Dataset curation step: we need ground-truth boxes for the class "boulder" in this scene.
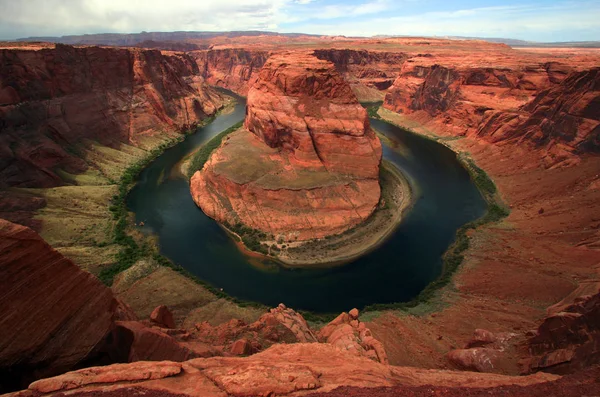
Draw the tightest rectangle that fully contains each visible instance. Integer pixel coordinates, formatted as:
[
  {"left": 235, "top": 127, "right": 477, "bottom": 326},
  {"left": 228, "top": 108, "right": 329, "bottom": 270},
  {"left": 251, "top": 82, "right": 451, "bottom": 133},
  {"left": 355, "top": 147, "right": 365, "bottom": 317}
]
[{"left": 150, "top": 305, "right": 176, "bottom": 329}]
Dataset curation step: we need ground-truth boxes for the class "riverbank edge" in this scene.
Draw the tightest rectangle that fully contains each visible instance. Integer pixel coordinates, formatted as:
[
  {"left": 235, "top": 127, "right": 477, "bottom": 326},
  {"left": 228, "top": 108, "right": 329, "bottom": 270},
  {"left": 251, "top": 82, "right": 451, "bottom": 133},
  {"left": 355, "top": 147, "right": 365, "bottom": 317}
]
[
  {"left": 96, "top": 98, "right": 267, "bottom": 307},
  {"left": 213, "top": 159, "right": 413, "bottom": 268},
  {"left": 361, "top": 106, "right": 510, "bottom": 314}
]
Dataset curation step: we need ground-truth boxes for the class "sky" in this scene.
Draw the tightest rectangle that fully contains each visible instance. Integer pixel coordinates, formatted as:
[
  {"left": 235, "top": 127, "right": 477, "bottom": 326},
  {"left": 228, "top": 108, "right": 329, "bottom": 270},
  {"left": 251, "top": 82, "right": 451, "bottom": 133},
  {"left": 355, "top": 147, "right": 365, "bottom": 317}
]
[{"left": 0, "top": 0, "right": 598, "bottom": 42}]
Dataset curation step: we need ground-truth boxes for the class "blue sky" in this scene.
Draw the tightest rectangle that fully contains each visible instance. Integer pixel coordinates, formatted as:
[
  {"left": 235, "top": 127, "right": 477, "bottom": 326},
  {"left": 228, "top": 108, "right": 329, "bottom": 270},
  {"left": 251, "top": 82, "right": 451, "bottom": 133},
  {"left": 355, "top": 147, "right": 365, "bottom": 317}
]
[{"left": 0, "top": 0, "right": 598, "bottom": 42}]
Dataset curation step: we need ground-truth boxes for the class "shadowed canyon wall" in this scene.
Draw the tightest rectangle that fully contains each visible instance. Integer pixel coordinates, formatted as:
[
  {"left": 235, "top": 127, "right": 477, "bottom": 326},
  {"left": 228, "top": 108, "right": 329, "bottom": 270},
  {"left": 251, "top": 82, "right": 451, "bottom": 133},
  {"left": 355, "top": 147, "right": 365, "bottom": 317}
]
[{"left": 0, "top": 44, "right": 224, "bottom": 188}]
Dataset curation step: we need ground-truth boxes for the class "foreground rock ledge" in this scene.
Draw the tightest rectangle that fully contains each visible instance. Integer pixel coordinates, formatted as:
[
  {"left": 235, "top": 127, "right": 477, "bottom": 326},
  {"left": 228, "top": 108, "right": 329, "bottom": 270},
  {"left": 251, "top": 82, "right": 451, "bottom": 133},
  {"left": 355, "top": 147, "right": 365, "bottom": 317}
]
[
  {"left": 191, "top": 52, "right": 383, "bottom": 242},
  {"left": 16, "top": 344, "right": 558, "bottom": 397}
]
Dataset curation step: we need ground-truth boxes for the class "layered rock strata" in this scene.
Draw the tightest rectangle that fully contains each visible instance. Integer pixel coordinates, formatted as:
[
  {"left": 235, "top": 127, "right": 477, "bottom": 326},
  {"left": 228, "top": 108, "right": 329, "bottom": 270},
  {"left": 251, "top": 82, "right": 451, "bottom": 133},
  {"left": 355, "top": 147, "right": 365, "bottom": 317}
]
[
  {"left": 191, "top": 52, "right": 382, "bottom": 241},
  {"left": 0, "top": 219, "right": 118, "bottom": 391},
  {"left": 0, "top": 44, "right": 224, "bottom": 188}
]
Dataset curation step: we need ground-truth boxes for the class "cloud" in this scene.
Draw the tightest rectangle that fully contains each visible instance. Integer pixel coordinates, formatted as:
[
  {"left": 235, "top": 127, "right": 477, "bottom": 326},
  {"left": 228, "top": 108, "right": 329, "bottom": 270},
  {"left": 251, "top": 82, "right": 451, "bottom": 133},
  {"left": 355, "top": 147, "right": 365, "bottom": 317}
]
[
  {"left": 281, "top": 1, "right": 600, "bottom": 42},
  {"left": 0, "top": 0, "right": 291, "bottom": 38},
  {"left": 0, "top": 0, "right": 598, "bottom": 42}
]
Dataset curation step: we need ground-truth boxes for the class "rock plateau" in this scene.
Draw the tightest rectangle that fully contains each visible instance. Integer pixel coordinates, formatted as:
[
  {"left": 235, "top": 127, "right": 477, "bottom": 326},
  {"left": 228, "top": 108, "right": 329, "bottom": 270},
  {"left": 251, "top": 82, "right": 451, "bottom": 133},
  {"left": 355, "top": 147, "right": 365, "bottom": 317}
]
[{"left": 191, "top": 52, "right": 382, "bottom": 241}]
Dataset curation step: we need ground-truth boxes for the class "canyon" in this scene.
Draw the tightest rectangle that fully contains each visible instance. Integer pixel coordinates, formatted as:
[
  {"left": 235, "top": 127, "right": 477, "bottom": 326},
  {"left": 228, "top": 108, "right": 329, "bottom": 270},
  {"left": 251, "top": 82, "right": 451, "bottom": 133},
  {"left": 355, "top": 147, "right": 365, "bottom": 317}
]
[{"left": 1, "top": 34, "right": 600, "bottom": 396}]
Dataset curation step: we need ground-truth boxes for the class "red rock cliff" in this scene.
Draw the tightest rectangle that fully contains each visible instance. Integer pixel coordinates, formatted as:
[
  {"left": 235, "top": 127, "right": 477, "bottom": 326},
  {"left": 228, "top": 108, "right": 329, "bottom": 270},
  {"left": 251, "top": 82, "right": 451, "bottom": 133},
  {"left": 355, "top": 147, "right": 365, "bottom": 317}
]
[
  {"left": 382, "top": 59, "right": 600, "bottom": 164},
  {"left": 191, "top": 48, "right": 269, "bottom": 95},
  {"left": 191, "top": 52, "right": 382, "bottom": 241},
  {"left": 0, "top": 44, "right": 224, "bottom": 188},
  {"left": 0, "top": 219, "right": 119, "bottom": 391},
  {"left": 476, "top": 67, "right": 600, "bottom": 164}
]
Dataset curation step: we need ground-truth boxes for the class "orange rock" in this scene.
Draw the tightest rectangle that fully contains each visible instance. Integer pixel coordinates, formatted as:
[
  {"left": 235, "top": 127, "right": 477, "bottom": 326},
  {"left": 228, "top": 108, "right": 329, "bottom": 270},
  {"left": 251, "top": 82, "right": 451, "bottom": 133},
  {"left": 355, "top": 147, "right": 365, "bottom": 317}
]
[
  {"left": 0, "top": 219, "right": 117, "bottom": 391},
  {"left": 0, "top": 44, "right": 224, "bottom": 188},
  {"left": 447, "top": 348, "right": 500, "bottom": 373},
  {"left": 318, "top": 310, "right": 389, "bottom": 364},
  {"left": 114, "top": 321, "right": 195, "bottom": 362},
  {"left": 28, "top": 361, "right": 182, "bottom": 394},
  {"left": 191, "top": 52, "right": 382, "bottom": 241},
  {"left": 18, "top": 343, "right": 559, "bottom": 396},
  {"left": 466, "top": 329, "right": 497, "bottom": 348},
  {"left": 230, "top": 339, "right": 252, "bottom": 356},
  {"left": 150, "top": 305, "right": 176, "bottom": 329}
]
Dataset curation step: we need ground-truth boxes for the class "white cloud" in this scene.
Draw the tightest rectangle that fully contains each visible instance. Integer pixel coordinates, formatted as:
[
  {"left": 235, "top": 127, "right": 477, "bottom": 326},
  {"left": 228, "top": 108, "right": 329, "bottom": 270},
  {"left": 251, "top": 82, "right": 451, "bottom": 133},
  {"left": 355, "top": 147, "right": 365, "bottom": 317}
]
[
  {"left": 282, "top": 2, "right": 600, "bottom": 42},
  {"left": 0, "top": 0, "right": 598, "bottom": 42},
  {"left": 0, "top": 0, "right": 291, "bottom": 38}
]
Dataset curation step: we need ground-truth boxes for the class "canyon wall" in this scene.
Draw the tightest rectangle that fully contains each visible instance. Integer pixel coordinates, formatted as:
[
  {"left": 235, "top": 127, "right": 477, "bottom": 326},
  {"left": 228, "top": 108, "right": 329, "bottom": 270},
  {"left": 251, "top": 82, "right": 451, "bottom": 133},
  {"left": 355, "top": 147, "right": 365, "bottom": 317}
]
[
  {"left": 0, "top": 44, "right": 224, "bottom": 188},
  {"left": 476, "top": 67, "right": 599, "bottom": 163},
  {"left": 191, "top": 48, "right": 269, "bottom": 95},
  {"left": 191, "top": 52, "right": 382, "bottom": 241},
  {"left": 0, "top": 219, "right": 121, "bottom": 391},
  {"left": 383, "top": 58, "right": 599, "bottom": 164}
]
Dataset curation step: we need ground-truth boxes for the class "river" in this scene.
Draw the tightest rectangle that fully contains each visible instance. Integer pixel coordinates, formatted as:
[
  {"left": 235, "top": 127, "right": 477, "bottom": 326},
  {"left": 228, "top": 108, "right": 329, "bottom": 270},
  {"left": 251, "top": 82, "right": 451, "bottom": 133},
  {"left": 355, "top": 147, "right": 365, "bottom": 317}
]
[{"left": 126, "top": 97, "right": 487, "bottom": 313}]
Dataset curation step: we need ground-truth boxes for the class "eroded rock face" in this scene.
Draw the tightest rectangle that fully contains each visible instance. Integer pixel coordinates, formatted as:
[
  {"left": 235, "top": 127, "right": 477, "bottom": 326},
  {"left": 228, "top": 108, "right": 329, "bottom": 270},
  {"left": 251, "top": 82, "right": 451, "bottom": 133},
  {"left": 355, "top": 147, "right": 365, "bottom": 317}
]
[
  {"left": 0, "top": 44, "right": 224, "bottom": 188},
  {"left": 383, "top": 58, "right": 598, "bottom": 166},
  {"left": 191, "top": 52, "right": 382, "bottom": 241},
  {"left": 192, "top": 48, "right": 269, "bottom": 95},
  {"left": 0, "top": 219, "right": 117, "bottom": 391},
  {"left": 521, "top": 288, "right": 600, "bottom": 374},
  {"left": 477, "top": 67, "right": 600, "bottom": 164}
]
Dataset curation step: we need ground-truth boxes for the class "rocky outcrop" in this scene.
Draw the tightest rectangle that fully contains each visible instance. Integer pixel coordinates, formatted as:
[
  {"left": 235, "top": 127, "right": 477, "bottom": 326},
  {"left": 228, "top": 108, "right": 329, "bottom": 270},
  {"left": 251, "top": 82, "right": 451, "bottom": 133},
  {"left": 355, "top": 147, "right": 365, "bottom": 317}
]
[
  {"left": 190, "top": 304, "right": 317, "bottom": 354},
  {"left": 192, "top": 48, "right": 269, "bottom": 95},
  {"left": 113, "top": 321, "right": 196, "bottom": 362},
  {"left": 383, "top": 58, "right": 599, "bottom": 165},
  {"left": 521, "top": 287, "right": 600, "bottom": 374},
  {"left": 318, "top": 308, "right": 389, "bottom": 364},
  {"left": 0, "top": 44, "right": 224, "bottom": 188},
  {"left": 150, "top": 305, "right": 176, "bottom": 329},
  {"left": 14, "top": 343, "right": 558, "bottom": 397},
  {"left": 191, "top": 52, "right": 382, "bottom": 241},
  {"left": 0, "top": 219, "right": 118, "bottom": 391},
  {"left": 477, "top": 68, "right": 600, "bottom": 164}
]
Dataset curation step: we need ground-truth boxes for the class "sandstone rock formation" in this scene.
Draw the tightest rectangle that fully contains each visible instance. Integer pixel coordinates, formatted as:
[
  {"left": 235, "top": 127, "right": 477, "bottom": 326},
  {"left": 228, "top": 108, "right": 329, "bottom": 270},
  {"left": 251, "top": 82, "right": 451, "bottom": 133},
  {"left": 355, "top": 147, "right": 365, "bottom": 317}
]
[
  {"left": 477, "top": 67, "right": 600, "bottom": 165},
  {"left": 150, "top": 305, "right": 176, "bottom": 329},
  {"left": 521, "top": 287, "right": 600, "bottom": 374},
  {"left": 0, "top": 44, "right": 224, "bottom": 188},
  {"left": 383, "top": 57, "right": 599, "bottom": 165},
  {"left": 191, "top": 48, "right": 269, "bottom": 95},
  {"left": 318, "top": 308, "right": 388, "bottom": 364},
  {"left": 14, "top": 343, "right": 558, "bottom": 397},
  {"left": 191, "top": 52, "right": 382, "bottom": 241},
  {"left": 0, "top": 219, "right": 118, "bottom": 391},
  {"left": 190, "top": 304, "right": 317, "bottom": 354}
]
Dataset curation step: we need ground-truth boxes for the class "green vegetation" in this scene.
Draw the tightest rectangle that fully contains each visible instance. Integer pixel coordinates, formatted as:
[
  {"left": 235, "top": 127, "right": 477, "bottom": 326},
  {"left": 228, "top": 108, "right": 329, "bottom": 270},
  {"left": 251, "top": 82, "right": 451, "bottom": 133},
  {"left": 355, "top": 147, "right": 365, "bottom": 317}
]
[
  {"left": 96, "top": 115, "right": 266, "bottom": 309},
  {"left": 186, "top": 121, "right": 243, "bottom": 178},
  {"left": 362, "top": 102, "right": 382, "bottom": 119},
  {"left": 98, "top": 139, "right": 182, "bottom": 285},
  {"left": 224, "top": 221, "right": 271, "bottom": 256}
]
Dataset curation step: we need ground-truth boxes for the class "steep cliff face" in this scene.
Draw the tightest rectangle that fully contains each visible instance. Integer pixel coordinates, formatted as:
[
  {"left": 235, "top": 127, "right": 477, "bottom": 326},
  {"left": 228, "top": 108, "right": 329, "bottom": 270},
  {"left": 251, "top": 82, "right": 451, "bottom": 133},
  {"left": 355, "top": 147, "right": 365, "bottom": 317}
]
[
  {"left": 477, "top": 68, "right": 599, "bottom": 162},
  {"left": 0, "top": 219, "right": 119, "bottom": 391},
  {"left": 191, "top": 52, "right": 382, "bottom": 241},
  {"left": 0, "top": 44, "right": 224, "bottom": 188},
  {"left": 383, "top": 60, "right": 600, "bottom": 165},
  {"left": 383, "top": 60, "right": 574, "bottom": 142},
  {"left": 313, "top": 49, "right": 407, "bottom": 94},
  {"left": 191, "top": 48, "right": 269, "bottom": 95}
]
